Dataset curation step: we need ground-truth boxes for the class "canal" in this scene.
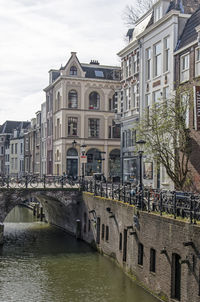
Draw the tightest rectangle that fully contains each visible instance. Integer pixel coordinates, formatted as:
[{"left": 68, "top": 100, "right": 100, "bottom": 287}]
[{"left": 0, "top": 205, "right": 159, "bottom": 302}]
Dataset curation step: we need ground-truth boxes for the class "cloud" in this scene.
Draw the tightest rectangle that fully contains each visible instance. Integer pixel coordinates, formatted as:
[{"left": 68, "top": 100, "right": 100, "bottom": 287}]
[{"left": 0, "top": 0, "right": 131, "bottom": 124}]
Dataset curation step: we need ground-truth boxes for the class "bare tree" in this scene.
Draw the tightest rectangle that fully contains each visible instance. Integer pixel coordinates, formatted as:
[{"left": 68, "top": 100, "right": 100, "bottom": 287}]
[
  {"left": 137, "top": 86, "right": 193, "bottom": 190},
  {"left": 123, "top": 0, "right": 155, "bottom": 26}
]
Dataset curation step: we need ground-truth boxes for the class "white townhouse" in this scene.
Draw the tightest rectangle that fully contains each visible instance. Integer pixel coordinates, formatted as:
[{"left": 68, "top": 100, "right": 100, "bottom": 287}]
[{"left": 138, "top": 0, "right": 199, "bottom": 189}]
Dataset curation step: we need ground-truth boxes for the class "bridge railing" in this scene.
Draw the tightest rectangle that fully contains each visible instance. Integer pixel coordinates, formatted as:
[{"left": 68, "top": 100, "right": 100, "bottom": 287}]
[
  {"left": 0, "top": 174, "right": 80, "bottom": 189},
  {"left": 81, "top": 179, "right": 200, "bottom": 224}
]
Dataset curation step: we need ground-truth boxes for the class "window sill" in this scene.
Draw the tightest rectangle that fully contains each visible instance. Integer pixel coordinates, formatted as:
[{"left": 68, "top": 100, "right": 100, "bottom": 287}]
[
  {"left": 88, "top": 135, "right": 99, "bottom": 139},
  {"left": 180, "top": 79, "right": 189, "bottom": 84},
  {"left": 153, "top": 75, "right": 161, "bottom": 81}
]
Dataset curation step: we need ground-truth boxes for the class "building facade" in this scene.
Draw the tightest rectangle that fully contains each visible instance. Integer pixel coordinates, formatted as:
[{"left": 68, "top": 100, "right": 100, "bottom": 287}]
[
  {"left": 117, "top": 0, "right": 200, "bottom": 188},
  {"left": 174, "top": 6, "right": 200, "bottom": 191},
  {"left": 0, "top": 121, "right": 30, "bottom": 176},
  {"left": 44, "top": 52, "right": 121, "bottom": 179}
]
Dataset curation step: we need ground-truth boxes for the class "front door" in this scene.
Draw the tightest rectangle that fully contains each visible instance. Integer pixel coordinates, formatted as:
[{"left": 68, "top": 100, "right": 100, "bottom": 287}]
[{"left": 67, "top": 158, "right": 78, "bottom": 178}]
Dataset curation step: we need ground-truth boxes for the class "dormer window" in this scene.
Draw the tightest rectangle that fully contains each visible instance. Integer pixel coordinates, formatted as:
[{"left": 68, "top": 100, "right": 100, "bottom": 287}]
[
  {"left": 70, "top": 66, "right": 77, "bottom": 76},
  {"left": 154, "top": 4, "right": 162, "bottom": 23}
]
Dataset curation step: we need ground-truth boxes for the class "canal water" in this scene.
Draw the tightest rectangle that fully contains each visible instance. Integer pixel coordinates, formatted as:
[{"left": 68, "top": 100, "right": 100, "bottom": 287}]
[{"left": 0, "top": 206, "right": 159, "bottom": 302}]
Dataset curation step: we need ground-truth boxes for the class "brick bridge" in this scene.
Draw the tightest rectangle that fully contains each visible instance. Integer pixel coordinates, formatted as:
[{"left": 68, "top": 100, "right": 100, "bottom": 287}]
[{"left": 0, "top": 188, "right": 83, "bottom": 243}]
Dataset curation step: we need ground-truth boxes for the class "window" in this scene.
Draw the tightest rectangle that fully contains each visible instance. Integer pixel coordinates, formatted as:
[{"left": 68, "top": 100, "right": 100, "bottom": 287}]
[
  {"left": 128, "top": 56, "right": 132, "bottom": 76},
  {"left": 88, "top": 119, "right": 100, "bottom": 137},
  {"left": 101, "top": 224, "right": 105, "bottom": 240},
  {"left": 68, "top": 90, "right": 78, "bottom": 109},
  {"left": 150, "top": 248, "right": 156, "bottom": 272},
  {"left": 132, "top": 84, "right": 137, "bottom": 108},
  {"left": 70, "top": 66, "right": 77, "bottom": 75},
  {"left": 125, "top": 60, "right": 128, "bottom": 78},
  {"left": 89, "top": 92, "right": 100, "bottom": 110},
  {"left": 68, "top": 117, "right": 78, "bottom": 136},
  {"left": 164, "top": 37, "right": 169, "bottom": 72},
  {"left": 20, "top": 143, "right": 23, "bottom": 154},
  {"left": 15, "top": 143, "right": 17, "bottom": 154},
  {"left": 109, "top": 93, "right": 117, "bottom": 112},
  {"left": 95, "top": 70, "right": 104, "bottom": 77},
  {"left": 163, "top": 86, "right": 169, "bottom": 100},
  {"left": 1, "top": 146, "right": 3, "bottom": 155},
  {"left": 138, "top": 243, "right": 144, "bottom": 266},
  {"left": 146, "top": 48, "right": 151, "bottom": 80},
  {"left": 15, "top": 158, "right": 17, "bottom": 170},
  {"left": 154, "top": 42, "right": 161, "bottom": 77},
  {"left": 56, "top": 92, "right": 61, "bottom": 111},
  {"left": 154, "top": 4, "right": 162, "bottom": 22},
  {"left": 180, "top": 53, "right": 189, "bottom": 82},
  {"left": 195, "top": 47, "right": 200, "bottom": 77},
  {"left": 153, "top": 90, "right": 161, "bottom": 103},
  {"left": 109, "top": 120, "right": 120, "bottom": 139},
  {"left": 11, "top": 158, "right": 14, "bottom": 170},
  {"left": 55, "top": 118, "right": 61, "bottom": 139},
  {"left": 106, "top": 225, "right": 109, "bottom": 241},
  {"left": 119, "top": 233, "right": 122, "bottom": 251}
]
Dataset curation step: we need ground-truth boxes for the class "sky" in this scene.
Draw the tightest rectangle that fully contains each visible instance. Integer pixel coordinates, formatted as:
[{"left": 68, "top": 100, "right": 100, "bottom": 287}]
[{"left": 0, "top": 0, "right": 132, "bottom": 125}]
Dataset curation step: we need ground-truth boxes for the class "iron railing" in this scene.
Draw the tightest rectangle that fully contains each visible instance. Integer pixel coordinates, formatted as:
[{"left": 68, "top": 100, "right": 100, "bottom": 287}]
[
  {"left": 81, "top": 179, "right": 200, "bottom": 224},
  {"left": 0, "top": 174, "right": 79, "bottom": 189}
]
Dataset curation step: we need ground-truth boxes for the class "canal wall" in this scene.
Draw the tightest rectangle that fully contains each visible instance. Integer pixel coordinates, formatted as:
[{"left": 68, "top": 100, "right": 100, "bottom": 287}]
[
  {"left": 81, "top": 192, "right": 200, "bottom": 302},
  {"left": 36, "top": 190, "right": 83, "bottom": 236},
  {"left": 1, "top": 188, "right": 200, "bottom": 302}
]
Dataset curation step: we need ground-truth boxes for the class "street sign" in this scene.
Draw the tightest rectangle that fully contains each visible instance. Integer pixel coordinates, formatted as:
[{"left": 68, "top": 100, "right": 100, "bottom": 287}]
[{"left": 81, "top": 155, "right": 87, "bottom": 163}]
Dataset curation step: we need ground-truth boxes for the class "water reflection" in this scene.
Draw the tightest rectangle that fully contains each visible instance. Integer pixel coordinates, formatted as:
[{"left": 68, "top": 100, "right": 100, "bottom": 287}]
[{"left": 0, "top": 206, "right": 159, "bottom": 302}]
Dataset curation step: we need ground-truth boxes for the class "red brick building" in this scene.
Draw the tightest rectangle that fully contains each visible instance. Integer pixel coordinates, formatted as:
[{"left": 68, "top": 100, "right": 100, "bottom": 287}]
[{"left": 174, "top": 7, "right": 200, "bottom": 191}]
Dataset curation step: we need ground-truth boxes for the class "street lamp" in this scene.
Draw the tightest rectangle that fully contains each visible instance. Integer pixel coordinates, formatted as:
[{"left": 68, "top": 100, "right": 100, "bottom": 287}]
[
  {"left": 72, "top": 139, "right": 77, "bottom": 147},
  {"left": 80, "top": 144, "right": 87, "bottom": 179},
  {"left": 136, "top": 139, "right": 146, "bottom": 209}
]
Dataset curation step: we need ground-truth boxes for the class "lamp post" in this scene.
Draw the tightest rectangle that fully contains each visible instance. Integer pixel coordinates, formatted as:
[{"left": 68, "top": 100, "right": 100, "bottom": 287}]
[
  {"left": 72, "top": 139, "right": 77, "bottom": 148},
  {"left": 80, "top": 144, "right": 87, "bottom": 179},
  {"left": 136, "top": 139, "right": 146, "bottom": 209}
]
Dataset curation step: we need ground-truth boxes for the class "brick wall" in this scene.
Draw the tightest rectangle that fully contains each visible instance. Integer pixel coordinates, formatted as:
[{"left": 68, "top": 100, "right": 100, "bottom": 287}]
[
  {"left": 175, "top": 43, "right": 200, "bottom": 192},
  {"left": 82, "top": 192, "right": 200, "bottom": 302}
]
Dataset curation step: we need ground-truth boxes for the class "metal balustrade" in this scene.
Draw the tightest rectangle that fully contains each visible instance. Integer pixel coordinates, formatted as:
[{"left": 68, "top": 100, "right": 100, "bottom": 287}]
[
  {"left": 81, "top": 179, "right": 200, "bottom": 224},
  {"left": 0, "top": 175, "right": 80, "bottom": 189},
  {"left": 1, "top": 175, "right": 200, "bottom": 224}
]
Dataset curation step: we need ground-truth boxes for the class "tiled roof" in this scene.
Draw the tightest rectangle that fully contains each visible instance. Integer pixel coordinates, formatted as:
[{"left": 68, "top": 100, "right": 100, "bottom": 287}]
[
  {"left": 81, "top": 65, "right": 120, "bottom": 81},
  {"left": 176, "top": 6, "right": 200, "bottom": 50},
  {"left": 0, "top": 121, "right": 30, "bottom": 134},
  {"left": 146, "top": 0, "right": 200, "bottom": 30}
]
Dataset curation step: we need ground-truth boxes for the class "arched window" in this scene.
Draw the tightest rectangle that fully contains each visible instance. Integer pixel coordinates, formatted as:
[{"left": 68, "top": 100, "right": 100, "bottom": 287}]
[
  {"left": 70, "top": 66, "right": 77, "bottom": 75},
  {"left": 67, "top": 148, "right": 78, "bottom": 156},
  {"left": 68, "top": 90, "right": 78, "bottom": 109},
  {"left": 89, "top": 92, "right": 100, "bottom": 110}
]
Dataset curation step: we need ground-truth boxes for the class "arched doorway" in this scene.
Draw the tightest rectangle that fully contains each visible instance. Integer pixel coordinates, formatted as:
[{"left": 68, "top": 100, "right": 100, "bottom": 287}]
[
  {"left": 66, "top": 148, "right": 78, "bottom": 178},
  {"left": 86, "top": 148, "right": 102, "bottom": 176},
  {"left": 109, "top": 149, "right": 120, "bottom": 181}
]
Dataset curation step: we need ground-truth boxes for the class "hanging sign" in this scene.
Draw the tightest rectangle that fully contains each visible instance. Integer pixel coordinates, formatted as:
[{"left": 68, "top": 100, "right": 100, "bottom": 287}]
[{"left": 194, "top": 86, "right": 200, "bottom": 130}]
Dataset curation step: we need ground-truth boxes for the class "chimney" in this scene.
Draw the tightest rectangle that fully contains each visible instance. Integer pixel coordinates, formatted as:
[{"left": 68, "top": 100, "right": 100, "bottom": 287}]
[{"left": 90, "top": 60, "right": 100, "bottom": 65}]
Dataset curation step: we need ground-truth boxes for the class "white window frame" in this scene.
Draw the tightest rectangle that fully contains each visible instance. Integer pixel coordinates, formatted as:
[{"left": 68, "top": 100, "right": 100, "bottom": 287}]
[
  {"left": 146, "top": 48, "right": 151, "bottom": 80},
  {"left": 154, "top": 42, "right": 161, "bottom": 78},
  {"left": 153, "top": 90, "right": 161, "bottom": 103},
  {"left": 180, "top": 53, "right": 189, "bottom": 82},
  {"left": 163, "top": 36, "right": 169, "bottom": 73},
  {"left": 154, "top": 4, "right": 162, "bottom": 23},
  {"left": 195, "top": 47, "right": 200, "bottom": 77}
]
